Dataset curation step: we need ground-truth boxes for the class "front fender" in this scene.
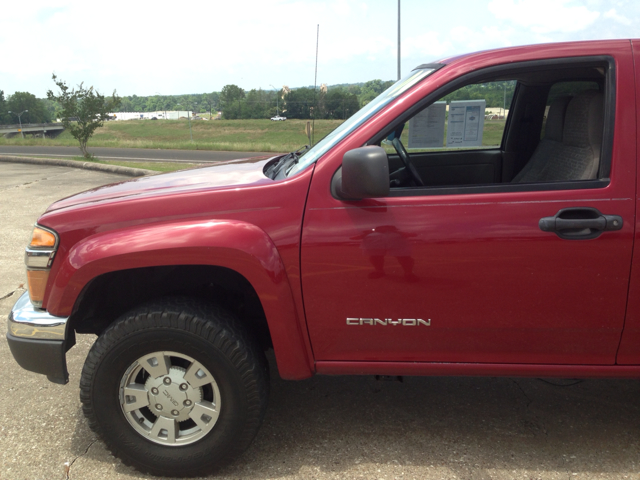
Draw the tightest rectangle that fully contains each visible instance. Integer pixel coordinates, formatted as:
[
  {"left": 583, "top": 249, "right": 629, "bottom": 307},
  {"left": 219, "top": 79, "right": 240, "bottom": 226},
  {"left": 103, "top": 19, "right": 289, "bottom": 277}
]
[{"left": 46, "top": 219, "right": 313, "bottom": 379}]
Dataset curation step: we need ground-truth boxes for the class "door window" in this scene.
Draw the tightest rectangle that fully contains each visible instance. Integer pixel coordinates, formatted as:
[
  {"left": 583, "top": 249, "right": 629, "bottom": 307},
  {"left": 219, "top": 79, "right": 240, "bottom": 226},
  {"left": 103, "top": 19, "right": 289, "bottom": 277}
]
[
  {"left": 376, "top": 62, "right": 611, "bottom": 194},
  {"left": 383, "top": 80, "right": 516, "bottom": 154}
]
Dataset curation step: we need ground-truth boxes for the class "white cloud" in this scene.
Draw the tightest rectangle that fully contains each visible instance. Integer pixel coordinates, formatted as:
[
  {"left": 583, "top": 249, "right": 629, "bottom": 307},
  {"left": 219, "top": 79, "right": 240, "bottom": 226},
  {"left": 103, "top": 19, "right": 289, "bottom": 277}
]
[
  {"left": 488, "top": 0, "right": 600, "bottom": 33},
  {"left": 604, "top": 8, "right": 632, "bottom": 25},
  {"left": 3, "top": 0, "right": 636, "bottom": 97},
  {"left": 401, "top": 31, "right": 453, "bottom": 60}
]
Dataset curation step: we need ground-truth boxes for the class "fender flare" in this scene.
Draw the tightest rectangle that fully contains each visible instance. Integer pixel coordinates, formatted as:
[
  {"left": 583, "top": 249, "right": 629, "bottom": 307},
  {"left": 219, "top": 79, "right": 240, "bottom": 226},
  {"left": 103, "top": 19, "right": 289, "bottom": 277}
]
[{"left": 46, "top": 219, "right": 313, "bottom": 379}]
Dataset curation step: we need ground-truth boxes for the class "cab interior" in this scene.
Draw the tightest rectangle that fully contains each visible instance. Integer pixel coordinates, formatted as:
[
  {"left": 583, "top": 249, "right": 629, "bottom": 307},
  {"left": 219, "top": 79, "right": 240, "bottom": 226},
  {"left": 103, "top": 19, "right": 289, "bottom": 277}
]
[{"left": 373, "top": 60, "right": 612, "bottom": 195}]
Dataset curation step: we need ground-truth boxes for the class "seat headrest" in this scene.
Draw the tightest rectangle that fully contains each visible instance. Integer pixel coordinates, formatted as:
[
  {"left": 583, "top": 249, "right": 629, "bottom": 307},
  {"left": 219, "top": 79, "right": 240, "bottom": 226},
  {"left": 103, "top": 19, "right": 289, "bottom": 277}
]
[
  {"left": 563, "top": 90, "right": 604, "bottom": 148},
  {"left": 544, "top": 96, "right": 571, "bottom": 142}
]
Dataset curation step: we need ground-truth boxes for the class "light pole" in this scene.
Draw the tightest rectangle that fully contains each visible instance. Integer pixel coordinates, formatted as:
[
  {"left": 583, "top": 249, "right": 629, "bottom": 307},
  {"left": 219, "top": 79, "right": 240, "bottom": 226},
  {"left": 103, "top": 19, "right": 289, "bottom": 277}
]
[
  {"left": 269, "top": 84, "right": 279, "bottom": 116},
  {"left": 189, "top": 102, "right": 197, "bottom": 142},
  {"left": 8, "top": 110, "right": 28, "bottom": 138},
  {"left": 397, "top": 0, "right": 401, "bottom": 80}
]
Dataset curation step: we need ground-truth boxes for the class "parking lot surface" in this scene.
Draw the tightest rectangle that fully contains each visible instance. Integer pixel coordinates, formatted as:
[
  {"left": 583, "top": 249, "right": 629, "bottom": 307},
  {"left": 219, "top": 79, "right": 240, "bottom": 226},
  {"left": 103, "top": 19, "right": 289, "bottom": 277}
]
[{"left": 2, "top": 162, "right": 640, "bottom": 480}]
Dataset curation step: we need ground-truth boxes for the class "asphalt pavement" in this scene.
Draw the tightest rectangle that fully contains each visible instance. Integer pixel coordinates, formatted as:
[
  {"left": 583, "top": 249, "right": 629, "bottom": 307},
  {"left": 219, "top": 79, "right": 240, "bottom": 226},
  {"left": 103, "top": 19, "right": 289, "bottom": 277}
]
[
  {"left": 2, "top": 162, "right": 640, "bottom": 480},
  {"left": 0, "top": 146, "right": 275, "bottom": 163}
]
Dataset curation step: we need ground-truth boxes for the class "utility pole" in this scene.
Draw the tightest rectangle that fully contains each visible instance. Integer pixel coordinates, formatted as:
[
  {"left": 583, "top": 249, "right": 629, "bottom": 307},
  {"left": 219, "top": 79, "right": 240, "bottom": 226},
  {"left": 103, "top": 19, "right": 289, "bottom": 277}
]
[
  {"left": 397, "top": 0, "right": 401, "bottom": 80},
  {"left": 189, "top": 102, "right": 197, "bottom": 142},
  {"left": 270, "top": 84, "right": 279, "bottom": 116}
]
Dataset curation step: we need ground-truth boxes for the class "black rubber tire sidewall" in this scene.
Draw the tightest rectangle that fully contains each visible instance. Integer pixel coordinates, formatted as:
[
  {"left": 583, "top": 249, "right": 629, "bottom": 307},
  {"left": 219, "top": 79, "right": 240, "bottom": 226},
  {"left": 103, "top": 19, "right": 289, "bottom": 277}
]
[{"left": 80, "top": 300, "right": 268, "bottom": 477}]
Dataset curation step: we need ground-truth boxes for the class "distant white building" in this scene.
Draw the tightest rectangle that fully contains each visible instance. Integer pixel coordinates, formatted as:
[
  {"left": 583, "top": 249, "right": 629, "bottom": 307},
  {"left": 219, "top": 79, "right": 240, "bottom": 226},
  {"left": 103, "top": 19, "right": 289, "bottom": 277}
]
[{"left": 110, "top": 111, "right": 193, "bottom": 121}]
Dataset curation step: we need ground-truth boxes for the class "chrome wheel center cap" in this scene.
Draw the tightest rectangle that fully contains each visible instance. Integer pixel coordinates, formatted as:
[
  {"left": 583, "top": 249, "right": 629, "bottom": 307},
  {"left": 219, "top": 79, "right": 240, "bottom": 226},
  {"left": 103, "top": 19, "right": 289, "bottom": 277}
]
[{"left": 145, "top": 366, "right": 202, "bottom": 422}]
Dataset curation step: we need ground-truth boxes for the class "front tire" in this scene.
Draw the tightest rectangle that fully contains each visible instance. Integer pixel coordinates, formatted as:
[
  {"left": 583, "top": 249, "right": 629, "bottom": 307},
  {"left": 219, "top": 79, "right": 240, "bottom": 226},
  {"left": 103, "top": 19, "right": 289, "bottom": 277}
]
[{"left": 80, "top": 298, "right": 269, "bottom": 477}]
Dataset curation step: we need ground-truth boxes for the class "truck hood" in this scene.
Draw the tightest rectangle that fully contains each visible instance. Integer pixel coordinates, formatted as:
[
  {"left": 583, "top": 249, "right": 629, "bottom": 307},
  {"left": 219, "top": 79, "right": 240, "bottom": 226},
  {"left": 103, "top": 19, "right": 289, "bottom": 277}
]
[{"left": 46, "top": 156, "right": 276, "bottom": 213}]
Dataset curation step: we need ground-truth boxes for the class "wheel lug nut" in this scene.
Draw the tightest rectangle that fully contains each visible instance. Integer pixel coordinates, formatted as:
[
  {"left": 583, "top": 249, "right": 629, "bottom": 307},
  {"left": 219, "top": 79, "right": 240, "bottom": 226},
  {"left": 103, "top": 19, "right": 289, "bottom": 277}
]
[
  {"left": 171, "top": 409, "right": 180, "bottom": 416},
  {"left": 179, "top": 383, "right": 188, "bottom": 391},
  {"left": 151, "top": 387, "right": 159, "bottom": 395},
  {"left": 155, "top": 404, "right": 163, "bottom": 410},
  {"left": 163, "top": 377, "right": 172, "bottom": 385},
  {"left": 184, "top": 399, "right": 192, "bottom": 407}
]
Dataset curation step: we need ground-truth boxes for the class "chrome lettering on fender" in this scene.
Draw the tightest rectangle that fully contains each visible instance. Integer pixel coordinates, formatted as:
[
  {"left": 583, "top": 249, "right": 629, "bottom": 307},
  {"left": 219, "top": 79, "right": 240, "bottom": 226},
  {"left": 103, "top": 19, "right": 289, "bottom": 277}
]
[{"left": 346, "top": 318, "right": 431, "bottom": 326}]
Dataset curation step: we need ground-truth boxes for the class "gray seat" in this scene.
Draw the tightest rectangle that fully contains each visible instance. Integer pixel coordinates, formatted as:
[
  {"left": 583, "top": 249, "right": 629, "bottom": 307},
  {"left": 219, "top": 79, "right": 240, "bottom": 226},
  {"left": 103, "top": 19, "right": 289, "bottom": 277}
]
[{"left": 513, "top": 90, "right": 603, "bottom": 183}]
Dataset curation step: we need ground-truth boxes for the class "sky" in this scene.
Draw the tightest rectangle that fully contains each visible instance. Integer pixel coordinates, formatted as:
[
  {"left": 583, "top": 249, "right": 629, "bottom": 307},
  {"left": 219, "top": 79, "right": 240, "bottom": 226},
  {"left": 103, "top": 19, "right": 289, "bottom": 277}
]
[{"left": 1, "top": 0, "right": 638, "bottom": 98}]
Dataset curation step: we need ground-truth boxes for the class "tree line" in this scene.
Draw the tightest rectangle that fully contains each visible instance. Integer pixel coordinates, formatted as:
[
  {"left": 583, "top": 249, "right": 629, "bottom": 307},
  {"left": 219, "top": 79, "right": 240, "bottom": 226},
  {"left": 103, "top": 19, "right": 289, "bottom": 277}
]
[
  {"left": 0, "top": 80, "right": 551, "bottom": 127},
  {"left": 442, "top": 81, "right": 517, "bottom": 109},
  {"left": 0, "top": 90, "right": 57, "bottom": 125},
  {"left": 116, "top": 79, "right": 396, "bottom": 120},
  {"left": 1, "top": 79, "right": 524, "bottom": 126},
  {"left": 0, "top": 79, "right": 395, "bottom": 125},
  {"left": 217, "top": 80, "right": 395, "bottom": 120}
]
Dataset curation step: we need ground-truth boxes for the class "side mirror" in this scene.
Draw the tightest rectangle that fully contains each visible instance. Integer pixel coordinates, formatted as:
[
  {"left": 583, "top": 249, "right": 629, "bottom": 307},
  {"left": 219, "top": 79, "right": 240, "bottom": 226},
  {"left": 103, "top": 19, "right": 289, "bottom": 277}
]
[{"left": 332, "top": 146, "right": 390, "bottom": 200}]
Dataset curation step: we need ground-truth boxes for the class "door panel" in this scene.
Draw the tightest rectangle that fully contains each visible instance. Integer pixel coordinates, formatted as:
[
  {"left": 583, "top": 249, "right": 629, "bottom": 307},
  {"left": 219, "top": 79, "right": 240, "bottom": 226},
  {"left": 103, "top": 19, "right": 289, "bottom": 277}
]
[
  {"left": 613, "top": 38, "right": 640, "bottom": 364},
  {"left": 301, "top": 189, "right": 634, "bottom": 364},
  {"left": 300, "top": 45, "right": 636, "bottom": 367}
]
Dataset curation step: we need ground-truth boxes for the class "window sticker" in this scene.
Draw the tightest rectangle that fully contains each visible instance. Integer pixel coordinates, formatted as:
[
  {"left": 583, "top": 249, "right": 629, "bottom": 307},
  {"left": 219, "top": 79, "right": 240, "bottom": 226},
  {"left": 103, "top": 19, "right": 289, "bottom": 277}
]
[
  {"left": 408, "top": 101, "right": 446, "bottom": 149},
  {"left": 446, "top": 100, "right": 486, "bottom": 147}
]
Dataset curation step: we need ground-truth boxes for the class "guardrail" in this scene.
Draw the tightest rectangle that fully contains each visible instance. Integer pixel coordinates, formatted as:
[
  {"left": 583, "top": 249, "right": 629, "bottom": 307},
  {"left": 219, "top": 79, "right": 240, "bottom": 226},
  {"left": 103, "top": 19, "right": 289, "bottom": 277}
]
[{"left": 0, "top": 123, "right": 65, "bottom": 138}]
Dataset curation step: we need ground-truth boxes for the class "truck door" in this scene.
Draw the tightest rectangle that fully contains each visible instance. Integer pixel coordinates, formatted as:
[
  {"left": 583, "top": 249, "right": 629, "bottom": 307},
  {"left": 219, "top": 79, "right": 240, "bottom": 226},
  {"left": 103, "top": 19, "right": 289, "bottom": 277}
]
[{"left": 301, "top": 46, "right": 636, "bottom": 366}]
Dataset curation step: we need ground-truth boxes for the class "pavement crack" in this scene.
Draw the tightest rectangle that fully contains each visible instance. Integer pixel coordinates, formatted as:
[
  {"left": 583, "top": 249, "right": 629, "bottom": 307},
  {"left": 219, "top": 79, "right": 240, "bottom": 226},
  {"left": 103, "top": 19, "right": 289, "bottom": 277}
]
[
  {"left": 65, "top": 439, "right": 97, "bottom": 479},
  {"left": 0, "top": 290, "right": 18, "bottom": 301},
  {"left": 3, "top": 170, "right": 77, "bottom": 192},
  {"left": 512, "top": 379, "right": 532, "bottom": 408},
  {"left": 512, "top": 380, "right": 549, "bottom": 436}
]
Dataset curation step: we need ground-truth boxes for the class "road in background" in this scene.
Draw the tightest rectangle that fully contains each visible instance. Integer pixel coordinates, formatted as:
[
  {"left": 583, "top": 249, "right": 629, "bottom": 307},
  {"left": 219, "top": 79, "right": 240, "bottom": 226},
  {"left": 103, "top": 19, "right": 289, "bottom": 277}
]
[
  {"left": 2, "top": 163, "right": 640, "bottom": 480},
  {"left": 0, "top": 146, "right": 276, "bottom": 163}
]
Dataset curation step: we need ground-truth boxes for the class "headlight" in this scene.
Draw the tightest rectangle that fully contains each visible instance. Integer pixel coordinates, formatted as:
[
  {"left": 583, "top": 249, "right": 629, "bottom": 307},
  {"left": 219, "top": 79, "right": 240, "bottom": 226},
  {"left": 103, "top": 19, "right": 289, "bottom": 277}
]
[{"left": 25, "top": 225, "right": 59, "bottom": 308}]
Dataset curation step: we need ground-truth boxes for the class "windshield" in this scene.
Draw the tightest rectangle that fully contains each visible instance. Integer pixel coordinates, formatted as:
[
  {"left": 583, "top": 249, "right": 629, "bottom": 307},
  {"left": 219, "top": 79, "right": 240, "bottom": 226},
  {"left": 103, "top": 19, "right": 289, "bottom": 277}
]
[{"left": 286, "top": 66, "right": 439, "bottom": 177}]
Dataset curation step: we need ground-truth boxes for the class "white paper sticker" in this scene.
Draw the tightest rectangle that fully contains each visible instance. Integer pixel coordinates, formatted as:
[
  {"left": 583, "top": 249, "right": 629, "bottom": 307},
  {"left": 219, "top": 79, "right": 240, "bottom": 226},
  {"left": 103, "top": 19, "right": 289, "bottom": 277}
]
[
  {"left": 446, "top": 100, "right": 486, "bottom": 148},
  {"left": 408, "top": 101, "right": 446, "bottom": 149}
]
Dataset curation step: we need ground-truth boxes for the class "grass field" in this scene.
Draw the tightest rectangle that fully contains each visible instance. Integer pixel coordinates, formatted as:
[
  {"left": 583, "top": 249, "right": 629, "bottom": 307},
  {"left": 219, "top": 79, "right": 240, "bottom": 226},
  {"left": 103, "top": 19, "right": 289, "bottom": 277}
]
[
  {"left": 1, "top": 117, "right": 508, "bottom": 173},
  {"left": 0, "top": 119, "right": 344, "bottom": 153},
  {"left": 76, "top": 158, "right": 202, "bottom": 173},
  {"left": 0, "top": 117, "right": 507, "bottom": 154}
]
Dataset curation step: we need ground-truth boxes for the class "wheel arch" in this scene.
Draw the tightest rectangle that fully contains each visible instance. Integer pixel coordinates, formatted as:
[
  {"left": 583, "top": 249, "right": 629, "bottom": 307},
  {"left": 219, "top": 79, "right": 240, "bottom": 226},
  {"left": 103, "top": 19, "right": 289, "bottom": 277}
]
[{"left": 50, "top": 219, "right": 313, "bottom": 379}]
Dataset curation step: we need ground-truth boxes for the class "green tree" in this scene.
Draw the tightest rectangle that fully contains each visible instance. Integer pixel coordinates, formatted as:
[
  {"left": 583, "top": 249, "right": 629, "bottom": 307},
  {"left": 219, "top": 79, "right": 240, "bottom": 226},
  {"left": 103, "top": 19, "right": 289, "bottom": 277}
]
[
  {"left": 324, "top": 89, "right": 359, "bottom": 119},
  {"left": 201, "top": 92, "right": 220, "bottom": 119},
  {"left": 244, "top": 89, "right": 271, "bottom": 119},
  {"left": 0, "top": 90, "right": 8, "bottom": 124},
  {"left": 284, "top": 87, "right": 315, "bottom": 119},
  {"left": 6, "top": 91, "right": 51, "bottom": 124},
  {"left": 119, "top": 97, "right": 134, "bottom": 112},
  {"left": 359, "top": 79, "right": 394, "bottom": 106},
  {"left": 129, "top": 95, "right": 145, "bottom": 111},
  {"left": 41, "top": 98, "right": 61, "bottom": 122},
  {"left": 145, "top": 96, "right": 163, "bottom": 112},
  {"left": 347, "top": 84, "right": 362, "bottom": 96},
  {"left": 220, "top": 85, "right": 245, "bottom": 119},
  {"left": 442, "top": 81, "right": 516, "bottom": 108},
  {"left": 47, "top": 74, "right": 121, "bottom": 158}
]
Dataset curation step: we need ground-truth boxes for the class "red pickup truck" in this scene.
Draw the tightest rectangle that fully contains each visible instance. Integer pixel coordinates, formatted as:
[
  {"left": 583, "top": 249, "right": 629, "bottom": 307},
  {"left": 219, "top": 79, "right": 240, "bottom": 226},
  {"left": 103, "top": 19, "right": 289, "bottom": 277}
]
[{"left": 8, "top": 39, "right": 640, "bottom": 476}]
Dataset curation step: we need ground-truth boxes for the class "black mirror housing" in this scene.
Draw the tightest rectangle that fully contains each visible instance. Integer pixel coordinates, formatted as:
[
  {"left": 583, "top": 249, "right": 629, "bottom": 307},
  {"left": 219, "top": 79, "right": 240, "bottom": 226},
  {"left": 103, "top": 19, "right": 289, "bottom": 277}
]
[{"left": 332, "top": 146, "right": 390, "bottom": 200}]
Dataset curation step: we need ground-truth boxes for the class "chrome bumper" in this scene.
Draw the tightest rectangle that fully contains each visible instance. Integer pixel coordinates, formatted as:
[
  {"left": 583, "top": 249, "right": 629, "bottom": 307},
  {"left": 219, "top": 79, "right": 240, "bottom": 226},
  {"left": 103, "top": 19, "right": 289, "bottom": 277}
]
[
  {"left": 7, "top": 292, "right": 69, "bottom": 384},
  {"left": 8, "top": 291, "right": 67, "bottom": 340}
]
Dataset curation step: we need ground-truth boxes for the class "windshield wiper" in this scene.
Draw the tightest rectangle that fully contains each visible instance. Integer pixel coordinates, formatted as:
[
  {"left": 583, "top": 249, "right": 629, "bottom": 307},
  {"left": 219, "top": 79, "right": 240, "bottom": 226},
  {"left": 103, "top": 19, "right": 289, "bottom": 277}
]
[{"left": 266, "top": 145, "right": 309, "bottom": 179}]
